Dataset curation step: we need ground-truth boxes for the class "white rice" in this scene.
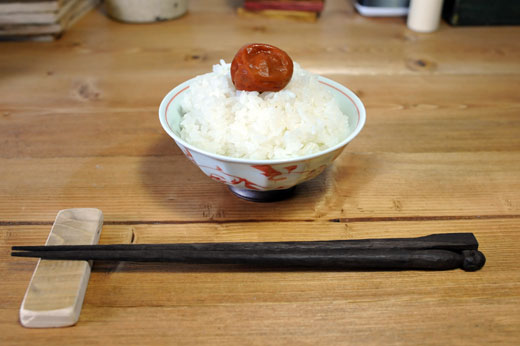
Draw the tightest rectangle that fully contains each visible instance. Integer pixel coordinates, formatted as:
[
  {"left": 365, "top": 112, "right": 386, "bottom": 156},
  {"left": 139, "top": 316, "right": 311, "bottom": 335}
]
[{"left": 179, "top": 60, "right": 349, "bottom": 160}]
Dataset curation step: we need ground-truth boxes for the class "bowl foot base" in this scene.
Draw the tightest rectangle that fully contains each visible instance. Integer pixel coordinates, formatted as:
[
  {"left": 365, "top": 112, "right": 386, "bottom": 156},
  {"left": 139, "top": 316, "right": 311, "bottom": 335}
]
[{"left": 228, "top": 186, "right": 296, "bottom": 202}]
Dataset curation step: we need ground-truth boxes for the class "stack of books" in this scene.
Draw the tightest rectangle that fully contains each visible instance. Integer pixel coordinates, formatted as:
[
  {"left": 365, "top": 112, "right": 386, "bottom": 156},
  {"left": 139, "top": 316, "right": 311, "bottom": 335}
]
[
  {"left": 238, "top": 0, "right": 325, "bottom": 22},
  {"left": 0, "top": 0, "right": 99, "bottom": 41}
]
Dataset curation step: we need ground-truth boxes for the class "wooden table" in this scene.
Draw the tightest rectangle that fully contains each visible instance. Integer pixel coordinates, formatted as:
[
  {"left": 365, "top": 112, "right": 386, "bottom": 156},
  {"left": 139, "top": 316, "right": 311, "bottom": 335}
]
[{"left": 1, "top": 0, "right": 519, "bottom": 344}]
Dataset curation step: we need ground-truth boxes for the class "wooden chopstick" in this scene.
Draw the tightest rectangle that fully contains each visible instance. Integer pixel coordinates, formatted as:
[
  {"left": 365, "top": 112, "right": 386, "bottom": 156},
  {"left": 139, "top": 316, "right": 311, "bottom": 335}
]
[
  {"left": 11, "top": 233, "right": 485, "bottom": 271},
  {"left": 12, "top": 248, "right": 485, "bottom": 271},
  {"left": 12, "top": 233, "right": 479, "bottom": 252}
]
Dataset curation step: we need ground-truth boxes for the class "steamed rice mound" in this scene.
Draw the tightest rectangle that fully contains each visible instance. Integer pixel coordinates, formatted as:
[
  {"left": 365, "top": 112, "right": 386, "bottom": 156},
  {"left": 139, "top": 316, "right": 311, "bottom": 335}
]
[{"left": 179, "top": 60, "right": 349, "bottom": 160}]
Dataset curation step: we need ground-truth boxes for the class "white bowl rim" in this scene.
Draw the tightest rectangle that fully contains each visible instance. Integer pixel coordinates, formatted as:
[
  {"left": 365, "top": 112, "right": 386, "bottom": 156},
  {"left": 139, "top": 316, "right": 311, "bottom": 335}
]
[{"left": 159, "top": 75, "right": 366, "bottom": 165}]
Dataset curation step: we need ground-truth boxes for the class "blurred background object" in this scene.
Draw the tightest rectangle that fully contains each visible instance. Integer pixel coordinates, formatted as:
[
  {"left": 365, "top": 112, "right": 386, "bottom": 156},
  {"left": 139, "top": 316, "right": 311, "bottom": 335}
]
[
  {"left": 0, "top": 0, "right": 99, "bottom": 41},
  {"left": 443, "top": 0, "right": 520, "bottom": 26},
  {"left": 354, "top": 0, "right": 409, "bottom": 17},
  {"left": 104, "top": 0, "right": 188, "bottom": 23},
  {"left": 407, "top": 0, "right": 444, "bottom": 32},
  {"left": 237, "top": 0, "right": 325, "bottom": 22}
]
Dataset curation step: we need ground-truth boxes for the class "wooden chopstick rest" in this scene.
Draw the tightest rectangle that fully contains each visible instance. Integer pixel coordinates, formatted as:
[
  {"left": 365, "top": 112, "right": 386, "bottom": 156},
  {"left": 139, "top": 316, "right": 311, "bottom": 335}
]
[{"left": 19, "top": 208, "right": 103, "bottom": 328}]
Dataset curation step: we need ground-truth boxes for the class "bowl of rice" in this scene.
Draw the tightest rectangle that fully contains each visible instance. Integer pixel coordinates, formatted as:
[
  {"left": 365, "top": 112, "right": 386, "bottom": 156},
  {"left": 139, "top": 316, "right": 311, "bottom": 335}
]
[{"left": 159, "top": 60, "right": 366, "bottom": 202}]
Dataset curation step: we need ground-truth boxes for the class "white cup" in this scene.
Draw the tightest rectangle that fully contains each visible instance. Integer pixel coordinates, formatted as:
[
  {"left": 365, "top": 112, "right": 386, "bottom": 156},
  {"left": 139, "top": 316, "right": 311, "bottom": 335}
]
[{"left": 407, "top": 0, "right": 444, "bottom": 33}]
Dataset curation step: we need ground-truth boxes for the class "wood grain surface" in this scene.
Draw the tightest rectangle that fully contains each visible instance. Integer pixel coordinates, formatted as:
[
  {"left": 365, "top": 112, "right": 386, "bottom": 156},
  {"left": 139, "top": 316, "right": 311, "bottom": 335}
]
[{"left": 1, "top": 0, "right": 519, "bottom": 344}]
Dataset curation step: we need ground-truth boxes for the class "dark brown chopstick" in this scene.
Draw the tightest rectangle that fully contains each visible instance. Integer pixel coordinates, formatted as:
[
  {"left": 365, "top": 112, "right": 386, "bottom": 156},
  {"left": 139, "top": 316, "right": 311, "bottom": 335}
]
[
  {"left": 12, "top": 233, "right": 479, "bottom": 252},
  {"left": 11, "top": 233, "right": 485, "bottom": 271},
  {"left": 11, "top": 248, "right": 485, "bottom": 271}
]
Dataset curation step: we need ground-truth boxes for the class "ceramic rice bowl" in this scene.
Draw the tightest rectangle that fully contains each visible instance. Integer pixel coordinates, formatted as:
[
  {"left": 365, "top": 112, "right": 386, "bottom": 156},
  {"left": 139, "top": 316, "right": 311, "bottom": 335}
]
[{"left": 159, "top": 76, "right": 366, "bottom": 201}]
